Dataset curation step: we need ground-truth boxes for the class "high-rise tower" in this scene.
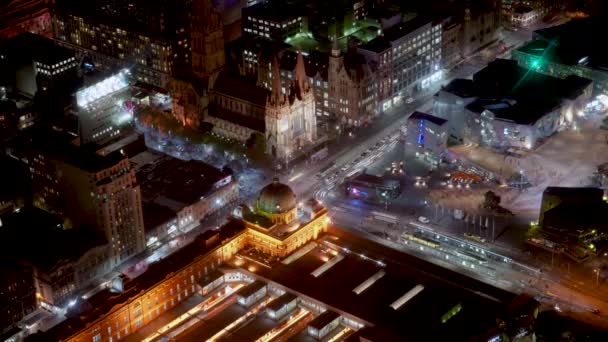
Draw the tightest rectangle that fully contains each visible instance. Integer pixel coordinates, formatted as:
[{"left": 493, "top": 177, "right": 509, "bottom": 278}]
[{"left": 191, "top": 0, "right": 226, "bottom": 79}]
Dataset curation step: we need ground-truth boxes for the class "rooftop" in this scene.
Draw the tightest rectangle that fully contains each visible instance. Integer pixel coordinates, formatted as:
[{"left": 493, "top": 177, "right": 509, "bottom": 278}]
[
  {"left": 211, "top": 70, "right": 269, "bottom": 107},
  {"left": 520, "top": 17, "right": 608, "bottom": 70},
  {"left": 465, "top": 59, "right": 592, "bottom": 124},
  {"left": 409, "top": 111, "right": 447, "bottom": 126},
  {"left": 243, "top": 1, "right": 301, "bottom": 23},
  {"left": 0, "top": 207, "right": 107, "bottom": 272},
  {"left": 441, "top": 79, "right": 477, "bottom": 98},
  {"left": 141, "top": 202, "right": 177, "bottom": 233},
  {"left": 359, "top": 15, "right": 433, "bottom": 53},
  {"left": 513, "top": 5, "right": 534, "bottom": 15},
  {"left": 0, "top": 32, "right": 74, "bottom": 66},
  {"left": 543, "top": 186, "right": 604, "bottom": 200},
  {"left": 246, "top": 228, "right": 517, "bottom": 340},
  {"left": 11, "top": 127, "right": 129, "bottom": 174},
  {"left": 543, "top": 202, "right": 608, "bottom": 236},
  {"left": 137, "top": 154, "right": 232, "bottom": 208}
]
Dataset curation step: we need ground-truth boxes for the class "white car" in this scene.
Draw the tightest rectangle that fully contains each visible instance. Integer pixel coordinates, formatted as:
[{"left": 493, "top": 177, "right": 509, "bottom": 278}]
[{"left": 418, "top": 216, "right": 430, "bottom": 224}]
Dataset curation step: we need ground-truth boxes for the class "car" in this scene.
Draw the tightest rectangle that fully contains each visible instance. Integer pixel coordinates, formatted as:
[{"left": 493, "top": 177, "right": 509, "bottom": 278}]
[
  {"left": 418, "top": 216, "right": 430, "bottom": 224},
  {"left": 405, "top": 97, "right": 414, "bottom": 104},
  {"left": 591, "top": 308, "right": 601, "bottom": 315}
]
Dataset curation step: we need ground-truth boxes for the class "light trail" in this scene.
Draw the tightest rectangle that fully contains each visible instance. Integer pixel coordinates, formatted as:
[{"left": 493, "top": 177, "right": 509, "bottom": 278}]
[
  {"left": 255, "top": 308, "right": 310, "bottom": 342},
  {"left": 206, "top": 296, "right": 275, "bottom": 342},
  {"left": 288, "top": 172, "right": 303, "bottom": 182},
  {"left": 327, "top": 327, "right": 352, "bottom": 342},
  {"left": 142, "top": 283, "right": 244, "bottom": 342}
]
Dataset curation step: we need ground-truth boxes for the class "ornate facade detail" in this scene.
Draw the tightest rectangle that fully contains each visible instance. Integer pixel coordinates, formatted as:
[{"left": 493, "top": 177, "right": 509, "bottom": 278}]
[{"left": 265, "top": 51, "right": 317, "bottom": 162}]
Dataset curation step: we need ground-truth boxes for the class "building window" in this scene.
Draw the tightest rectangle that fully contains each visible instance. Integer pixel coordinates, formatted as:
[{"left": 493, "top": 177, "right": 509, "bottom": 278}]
[{"left": 93, "top": 334, "right": 101, "bottom": 342}]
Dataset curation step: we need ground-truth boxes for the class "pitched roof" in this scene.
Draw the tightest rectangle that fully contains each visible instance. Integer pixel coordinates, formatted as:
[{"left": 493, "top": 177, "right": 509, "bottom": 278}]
[{"left": 211, "top": 70, "right": 269, "bottom": 107}]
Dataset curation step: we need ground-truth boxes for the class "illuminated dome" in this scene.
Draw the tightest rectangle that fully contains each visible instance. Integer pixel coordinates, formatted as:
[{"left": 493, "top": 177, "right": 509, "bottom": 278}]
[{"left": 257, "top": 177, "right": 297, "bottom": 214}]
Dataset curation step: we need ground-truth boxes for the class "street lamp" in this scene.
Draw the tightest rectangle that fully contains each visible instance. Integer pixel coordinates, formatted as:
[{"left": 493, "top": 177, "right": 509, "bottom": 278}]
[{"left": 594, "top": 268, "right": 600, "bottom": 286}]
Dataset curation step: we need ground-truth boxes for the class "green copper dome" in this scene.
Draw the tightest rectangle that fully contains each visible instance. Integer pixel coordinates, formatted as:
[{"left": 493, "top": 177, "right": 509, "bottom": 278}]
[{"left": 257, "top": 177, "right": 297, "bottom": 214}]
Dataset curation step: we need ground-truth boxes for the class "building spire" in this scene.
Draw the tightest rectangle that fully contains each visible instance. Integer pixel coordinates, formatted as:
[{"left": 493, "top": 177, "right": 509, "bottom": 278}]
[
  {"left": 295, "top": 50, "right": 308, "bottom": 96},
  {"left": 331, "top": 35, "right": 340, "bottom": 57},
  {"left": 270, "top": 54, "right": 282, "bottom": 104}
]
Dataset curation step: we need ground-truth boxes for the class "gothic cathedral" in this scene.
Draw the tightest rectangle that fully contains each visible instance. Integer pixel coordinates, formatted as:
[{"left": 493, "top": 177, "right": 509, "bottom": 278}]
[{"left": 265, "top": 51, "right": 317, "bottom": 163}]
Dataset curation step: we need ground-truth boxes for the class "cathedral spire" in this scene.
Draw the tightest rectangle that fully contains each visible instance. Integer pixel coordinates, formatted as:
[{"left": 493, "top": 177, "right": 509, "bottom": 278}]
[
  {"left": 270, "top": 54, "right": 283, "bottom": 104},
  {"left": 331, "top": 35, "right": 340, "bottom": 57},
  {"left": 295, "top": 50, "right": 308, "bottom": 96}
]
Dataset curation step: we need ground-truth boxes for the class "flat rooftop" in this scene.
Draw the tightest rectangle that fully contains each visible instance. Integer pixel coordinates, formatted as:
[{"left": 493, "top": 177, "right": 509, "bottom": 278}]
[
  {"left": 359, "top": 15, "right": 432, "bottom": 53},
  {"left": 244, "top": 228, "right": 517, "bottom": 341},
  {"left": 462, "top": 59, "right": 592, "bottom": 124},
  {"left": 0, "top": 207, "right": 107, "bottom": 272},
  {"left": 137, "top": 154, "right": 232, "bottom": 208},
  {"left": 409, "top": 111, "right": 447, "bottom": 126}
]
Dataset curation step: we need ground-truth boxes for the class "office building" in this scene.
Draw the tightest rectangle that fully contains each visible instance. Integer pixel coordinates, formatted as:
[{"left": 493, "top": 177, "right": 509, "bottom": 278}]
[
  {"left": 405, "top": 111, "right": 448, "bottom": 165},
  {"left": 10, "top": 129, "right": 146, "bottom": 268},
  {"left": 528, "top": 187, "right": 608, "bottom": 262},
  {"left": 460, "top": 0, "right": 500, "bottom": 57},
  {"left": 0, "top": 262, "right": 37, "bottom": 337},
  {"left": 513, "top": 18, "right": 608, "bottom": 96},
  {"left": 51, "top": 0, "right": 195, "bottom": 87},
  {"left": 75, "top": 69, "right": 135, "bottom": 145},
  {"left": 191, "top": 0, "right": 226, "bottom": 79},
  {"left": 0, "top": 33, "right": 78, "bottom": 98},
  {"left": 242, "top": 2, "right": 306, "bottom": 40},
  {"left": 433, "top": 79, "right": 478, "bottom": 143},
  {"left": 358, "top": 15, "right": 443, "bottom": 112}
]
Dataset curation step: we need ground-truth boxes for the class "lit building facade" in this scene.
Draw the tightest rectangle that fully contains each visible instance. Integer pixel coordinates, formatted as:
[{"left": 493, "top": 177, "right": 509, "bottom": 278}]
[
  {"left": 28, "top": 179, "right": 329, "bottom": 342},
  {"left": 441, "top": 17, "right": 462, "bottom": 71},
  {"left": 242, "top": 2, "right": 305, "bottom": 40},
  {"left": 512, "top": 6, "right": 538, "bottom": 27},
  {"left": 51, "top": 0, "right": 197, "bottom": 87},
  {"left": 16, "top": 131, "right": 146, "bottom": 268},
  {"left": 358, "top": 16, "right": 443, "bottom": 112},
  {"left": 265, "top": 53, "right": 317, "bottom": 162},
  {"left": 405, "top": 111, "right": 448, "bottom": 165},
  {"left": 461, "top": 2, "right": 500, "bottom": 57},
  {"left": 60, "top": 153, "right": 146, "bottom": 267},
  {"left": 52, "top": 10, "right": 174, "bottom": 87},
  {"left": 75, "top": 70, "right": 135, "bottom": 145},
  {"left": 328, "top": 39, "right": 377, "bottom": 126}
]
